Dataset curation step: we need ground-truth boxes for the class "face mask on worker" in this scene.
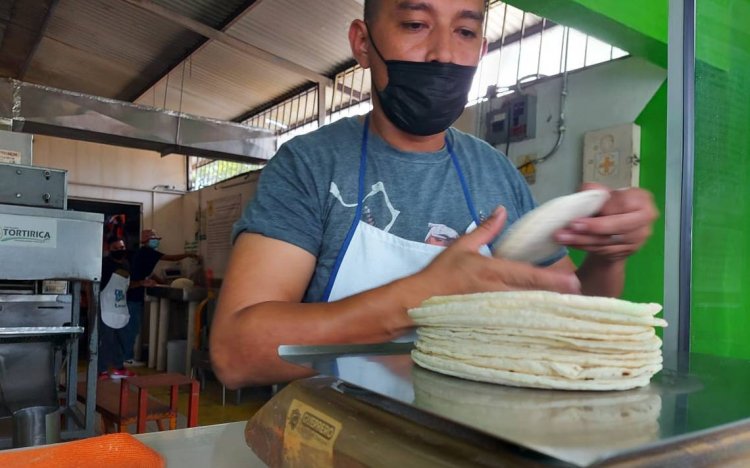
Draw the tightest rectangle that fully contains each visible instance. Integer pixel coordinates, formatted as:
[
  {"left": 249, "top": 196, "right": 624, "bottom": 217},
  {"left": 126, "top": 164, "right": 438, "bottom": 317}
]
[
  {"left": 366, "top": 26, "right": 478, "bottom": 136},
  {"left": 110, "top": 250, "right": 127, "bottom": 261},
  {"left": 147, "top": 239, "right": 160, "bottom": 249}
]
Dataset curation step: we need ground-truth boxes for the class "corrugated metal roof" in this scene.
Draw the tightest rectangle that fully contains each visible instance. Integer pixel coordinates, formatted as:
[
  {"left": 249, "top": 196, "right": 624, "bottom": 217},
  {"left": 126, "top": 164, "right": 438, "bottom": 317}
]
[
  {"left": 152, "top": 0, "right": 250, "bottom": 28},
  {"left": 134, "top": 40, "right": 305, "bottom": 121},
  {"left": 20, "top": 0, "right": 250, "bottom": 101},
  {"left": 24, "top": 0, "right": 203, "bottom": 98},
  {"left": 226, "top": 0, "right": 361, "bottom": 76},
  {"left": 486, "top": 3, "right": 544, "bottom": 44}
]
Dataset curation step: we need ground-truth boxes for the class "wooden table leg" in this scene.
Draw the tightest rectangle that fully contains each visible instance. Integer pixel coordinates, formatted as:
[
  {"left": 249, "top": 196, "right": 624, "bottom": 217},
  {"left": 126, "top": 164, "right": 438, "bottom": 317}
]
[
  {"left": 187, "top": 380, "right": 199, "bottom": 428},
  {"left": 148, "top": 299, "right": 159, "bottom": 368},
  {"left": 137, "top": 388, "right": 148, "bottom": 434},
  {"left": 156, "top": 298, "right": 170, "bottom": 371},
  {"left": 169, "top": 384, "right": 179, "bottom": 430},
  {"left": 185, "top": 300, "right": 197, "bottom": 375},
  {"left": 119, "top": 381, "right": 130, "bottom": 433}
]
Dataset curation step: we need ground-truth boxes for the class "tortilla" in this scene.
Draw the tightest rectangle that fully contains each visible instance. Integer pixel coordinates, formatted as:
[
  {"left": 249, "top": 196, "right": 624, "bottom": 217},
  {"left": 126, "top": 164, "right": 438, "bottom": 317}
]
[
  {"left": 411, "top": 302, "right": 667, "bottom": 328},
  {"left": 417, "top": 328, "right": 663, "bottom": 353},
  {"left": 410, "top": 290, "right": 666, "bottom": 391},
  {"left": 415, "top": 337, "right": 662, "bottom": 365},
  {"left": 493, "top": 189, "right": 610, "bottom": 263},
  {"left": 412, "top": 350, "right": 655, "bottom": 391},
  {"left": 431, "top": 326, "right": 656, "bottom": 342},
  {"left": 411, "top": 308, "right": 653, "bottom": 334},
  {"left": 420, "top": 290, "right": 663, "bottom": 317}
]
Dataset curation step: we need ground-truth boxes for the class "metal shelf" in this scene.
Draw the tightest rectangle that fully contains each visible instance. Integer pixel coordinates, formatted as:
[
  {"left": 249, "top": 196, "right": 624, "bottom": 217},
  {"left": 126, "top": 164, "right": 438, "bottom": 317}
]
[{"left": 0, "top": 326, "right": 83, "bottom": 337}]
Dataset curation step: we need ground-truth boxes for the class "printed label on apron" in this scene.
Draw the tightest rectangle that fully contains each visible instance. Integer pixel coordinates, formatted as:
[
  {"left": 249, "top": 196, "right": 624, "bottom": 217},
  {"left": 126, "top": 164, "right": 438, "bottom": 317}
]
[{"left": 101, "top": 271, "right": 130, "bottom": 329}]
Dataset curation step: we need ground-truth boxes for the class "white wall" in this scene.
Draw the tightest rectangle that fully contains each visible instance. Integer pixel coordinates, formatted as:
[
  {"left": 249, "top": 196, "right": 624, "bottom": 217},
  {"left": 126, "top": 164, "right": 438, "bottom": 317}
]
[
  {"left": 32, "top": 135, "right": 189, "bottom": 253},
  {"left": 454, "top": 56, "right": 666, "bottom": 203},
  {"left": 182, "top": 171, "right": 261, "bottom": 279}
]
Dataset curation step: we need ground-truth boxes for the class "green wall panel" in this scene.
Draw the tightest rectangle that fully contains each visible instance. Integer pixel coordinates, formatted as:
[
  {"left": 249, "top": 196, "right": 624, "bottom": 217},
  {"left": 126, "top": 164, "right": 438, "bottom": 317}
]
[
  {"left": 691, "top": 0, "right": 750, "bottom": 358},
  {"left": 622, "top": 82, "right": 667, "bottom": 306},
  {"left": 568, "top": 83, "right": 667, "bottom": 310}
]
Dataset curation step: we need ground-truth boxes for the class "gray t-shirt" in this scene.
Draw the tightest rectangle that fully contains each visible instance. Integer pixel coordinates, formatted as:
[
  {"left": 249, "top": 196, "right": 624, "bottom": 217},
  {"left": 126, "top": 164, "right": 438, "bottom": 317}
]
[{"left": 233, "top": 116, "right": 565, "bottom": 302}]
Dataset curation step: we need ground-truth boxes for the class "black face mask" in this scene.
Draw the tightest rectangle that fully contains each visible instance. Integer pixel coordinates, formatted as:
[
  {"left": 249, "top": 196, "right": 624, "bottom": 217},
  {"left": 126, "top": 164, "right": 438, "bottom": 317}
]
[
  {"left": 367, "top": 27, "right": 478, "bottom": 136},
  {"left": 110, "top": 250, "right": 127, "bottom": 261}
]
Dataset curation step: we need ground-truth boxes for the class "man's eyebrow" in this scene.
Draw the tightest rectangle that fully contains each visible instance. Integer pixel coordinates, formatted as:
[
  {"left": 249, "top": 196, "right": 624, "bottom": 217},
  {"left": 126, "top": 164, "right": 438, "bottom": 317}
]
[
  {"left": 458, "top": 9, "right": 484, "bottom": 22},
  {"left": 395, "top": 1, "right": 433, "bottom": 14},
  {"left": 395, "top": 2, "right": 484, "bottom": 22}
]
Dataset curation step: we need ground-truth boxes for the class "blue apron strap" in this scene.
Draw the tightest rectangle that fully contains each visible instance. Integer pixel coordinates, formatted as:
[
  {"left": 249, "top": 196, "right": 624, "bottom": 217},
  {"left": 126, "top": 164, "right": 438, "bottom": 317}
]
[
  {"left": 322, "top": 114, "right": 370, "bottom": 301},
  {"left": 447, "top": 137, "right": 493, "bottom": 253}
]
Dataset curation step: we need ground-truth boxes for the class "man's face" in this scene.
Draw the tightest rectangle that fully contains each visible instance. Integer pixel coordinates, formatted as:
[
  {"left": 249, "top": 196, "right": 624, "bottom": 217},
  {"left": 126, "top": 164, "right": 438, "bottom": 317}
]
[
  {"left": 110, "top": 240, "right": 126, "bottom": 252},
  {"left": 366, "top": 0, "right": 486, "bottom": 90}
]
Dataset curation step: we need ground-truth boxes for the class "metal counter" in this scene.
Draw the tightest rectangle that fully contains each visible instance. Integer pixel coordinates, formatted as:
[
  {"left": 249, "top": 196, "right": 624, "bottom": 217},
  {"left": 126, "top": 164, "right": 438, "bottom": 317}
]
[
  {"left": 135, "top": 422, "right": 265, "bottom": 467},
  {"left": 271, "top": 350, "right": 750, "bottom": 466}
]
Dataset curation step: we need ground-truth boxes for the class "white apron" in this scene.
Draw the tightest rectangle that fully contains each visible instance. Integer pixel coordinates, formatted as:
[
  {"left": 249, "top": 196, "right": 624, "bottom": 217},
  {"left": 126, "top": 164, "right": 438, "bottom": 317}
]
[
  {"left": 101, "top": 271, "right": 131, "bottom": 329},
  {"left": 322, "top": 115, "right": 489, "bottom": 340}
]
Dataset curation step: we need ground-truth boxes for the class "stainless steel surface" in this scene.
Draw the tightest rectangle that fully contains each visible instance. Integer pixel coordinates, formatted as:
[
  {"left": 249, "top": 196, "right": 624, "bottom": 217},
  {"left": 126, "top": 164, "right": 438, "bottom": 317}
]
[
  {"left": 279, "top": 342, "right": 414, "bottom": 366},
  {"left": 0, "top": 342, "right": 58, "bottom": 415},
  {"left": 0, "top": 294, "right": 72, "bottom": 418},
  {"left": 0, "top": 204, "right": 103, "bottom": 281},
  {"left": 11, "top": 406, "right": 60, "bottom": 448},
  {"left": 0, "top": 295, "right": 71, "bottom": 327},
  {"left": 0, "top": 327, "right": 83, "bottom": 337},
  {"left": 283, "top": 350, "right": 749, "bottom": 466},
  {"left": 0, "top": 163, "right": 67, "bottom": 210},
  {"left": 0, "top": 78, "right": 276, "bottom": 164},
  {"left": 135, "top": 421, "right": 266, "bottom": 467}
]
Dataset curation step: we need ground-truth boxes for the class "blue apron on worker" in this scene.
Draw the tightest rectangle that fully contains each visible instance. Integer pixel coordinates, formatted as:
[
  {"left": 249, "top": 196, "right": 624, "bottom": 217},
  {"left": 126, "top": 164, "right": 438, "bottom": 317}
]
[{"left": 322, "top": 115, "right": 489, "bottom": 341}]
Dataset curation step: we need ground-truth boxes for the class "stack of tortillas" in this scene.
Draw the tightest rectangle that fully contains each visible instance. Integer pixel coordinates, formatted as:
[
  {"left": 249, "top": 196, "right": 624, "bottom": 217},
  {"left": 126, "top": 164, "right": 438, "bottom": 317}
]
[{"left": 409, "top": 291, "right": 667, "bottom": 391}]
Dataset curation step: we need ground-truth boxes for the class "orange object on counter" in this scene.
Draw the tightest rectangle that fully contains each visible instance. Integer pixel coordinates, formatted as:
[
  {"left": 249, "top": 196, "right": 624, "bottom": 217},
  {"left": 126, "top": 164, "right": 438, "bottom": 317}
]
[{"left": 0, "top": 433, "right": 164, "bottom": 467}]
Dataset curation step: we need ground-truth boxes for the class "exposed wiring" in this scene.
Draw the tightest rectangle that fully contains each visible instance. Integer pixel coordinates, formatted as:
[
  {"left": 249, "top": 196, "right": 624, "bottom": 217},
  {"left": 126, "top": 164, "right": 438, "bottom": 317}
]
[{"left": 516, "top": 27, "right": 571, "bottom": 172}]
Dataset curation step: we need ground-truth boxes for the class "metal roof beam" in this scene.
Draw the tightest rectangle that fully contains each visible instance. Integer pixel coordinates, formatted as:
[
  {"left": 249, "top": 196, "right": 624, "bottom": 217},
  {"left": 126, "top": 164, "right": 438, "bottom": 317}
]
[
  {"left": 124, "top": 0, "right": 332, "bottom": 86},
  {"left": 0, "top": 0, "right": 59, "bottom": 80},
  {"left": 122, "top": 0, "right": 263, "bottom": 102}
]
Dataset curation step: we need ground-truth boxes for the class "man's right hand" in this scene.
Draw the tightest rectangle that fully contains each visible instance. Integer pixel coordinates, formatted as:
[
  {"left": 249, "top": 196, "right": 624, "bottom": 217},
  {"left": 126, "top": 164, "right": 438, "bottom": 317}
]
[{"left": 415, "top": 206, "right": 581, "bottom": 297}]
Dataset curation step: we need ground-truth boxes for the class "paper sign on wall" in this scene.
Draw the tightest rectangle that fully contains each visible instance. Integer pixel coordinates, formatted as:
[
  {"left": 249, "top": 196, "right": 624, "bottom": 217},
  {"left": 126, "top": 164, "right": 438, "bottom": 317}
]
[
  {"left": 0, "top": 149, "right": 21, "bottom": 164},
  {"left": 0, "top": 214, "right": 58, "bottom": 248}
]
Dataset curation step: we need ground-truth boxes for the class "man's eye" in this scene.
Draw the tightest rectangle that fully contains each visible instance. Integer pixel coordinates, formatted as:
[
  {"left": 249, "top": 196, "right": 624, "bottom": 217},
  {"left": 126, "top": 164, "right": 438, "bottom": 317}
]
[
  {"left": 458, "top": 28, "right": 478, "bottom": 38},
  {"left": 402, "top": 22, "right": 426, "bottom": 31}
]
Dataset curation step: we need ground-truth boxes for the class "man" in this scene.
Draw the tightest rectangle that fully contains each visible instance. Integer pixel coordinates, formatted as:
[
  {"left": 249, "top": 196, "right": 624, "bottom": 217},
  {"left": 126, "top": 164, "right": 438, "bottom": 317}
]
[
  {"left": 123, "top": 229, "right": 199, "bottom": 366},
  {"left": 210, "top": 0, "right": 658, "bottom": 388},
  {"left": 98, "top": 238, "right": 135, "bottom": 379}
]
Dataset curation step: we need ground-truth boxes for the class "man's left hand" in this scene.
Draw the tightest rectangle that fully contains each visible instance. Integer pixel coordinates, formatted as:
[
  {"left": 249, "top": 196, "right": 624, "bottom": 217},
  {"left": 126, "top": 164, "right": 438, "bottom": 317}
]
[{"left": 554, "top": 183, "right": 659, "bottom": 262}]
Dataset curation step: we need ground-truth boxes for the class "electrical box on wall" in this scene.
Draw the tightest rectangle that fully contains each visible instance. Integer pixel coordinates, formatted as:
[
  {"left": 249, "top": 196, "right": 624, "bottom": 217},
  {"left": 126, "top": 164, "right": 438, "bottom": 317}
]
[
  {"left": 583, "top": 123, "right": 641, "bottom": 189},
  {"left": 485, "top": 94, "right": 536, "bottom": 146}
]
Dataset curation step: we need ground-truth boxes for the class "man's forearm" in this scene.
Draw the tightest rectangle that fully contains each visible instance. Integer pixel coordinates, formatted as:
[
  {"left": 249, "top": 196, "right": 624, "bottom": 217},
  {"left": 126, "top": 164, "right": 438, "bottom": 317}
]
[
  {"left": 211, "top": 275, "right": 427, "bottom": 388},
  {"left": 576, "top": 255, "right": 626, "bottom": 297}
]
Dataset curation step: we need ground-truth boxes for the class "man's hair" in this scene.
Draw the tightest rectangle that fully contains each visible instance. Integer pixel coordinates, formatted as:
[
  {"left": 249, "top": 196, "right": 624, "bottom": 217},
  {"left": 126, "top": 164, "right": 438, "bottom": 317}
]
[
  {"left": 364, "top": 0, "right": 379, "bottom": 23},
  {"left": 363, "top": 0, "right": 489, "bottom": 24}
]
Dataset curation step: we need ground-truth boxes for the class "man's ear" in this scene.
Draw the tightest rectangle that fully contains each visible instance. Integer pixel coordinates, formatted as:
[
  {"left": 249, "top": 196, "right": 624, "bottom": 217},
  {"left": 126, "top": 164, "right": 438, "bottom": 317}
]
[{"left": 349, "top": 19, "right": 371, "bottom": 69}]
